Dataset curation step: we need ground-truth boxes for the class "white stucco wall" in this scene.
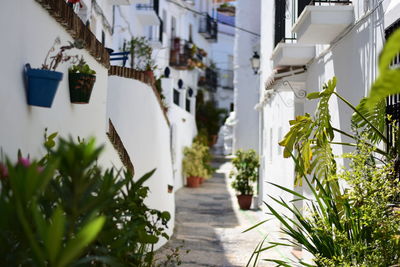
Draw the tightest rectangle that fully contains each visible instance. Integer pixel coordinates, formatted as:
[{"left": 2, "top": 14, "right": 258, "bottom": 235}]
[
  {"left": 257, "top": 0, "right": 400, "bottom": 258},
  {"left": 168, "top": 105, "right": 198, "bottom": 190},
  {"left": 161, "top": 78, "right": 198, "bottom": 190},
  {"left": 107, "top": 76, "right": 176, "bottom": 248},
  {"left": 233, "top": 0, "right": 261, "bottom": 152},
  {"left": 0, "top": 0, "right": 181, "bottom": 249},
  {"left": 212, "top": 27, "right": 234, "bottom": 111},
  {"left": 0, "top": 0, "right": 121, "bottom": 168}
]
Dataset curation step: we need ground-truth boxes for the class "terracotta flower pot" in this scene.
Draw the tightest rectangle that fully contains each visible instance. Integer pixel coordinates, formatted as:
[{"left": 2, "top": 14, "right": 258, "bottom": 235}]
[
  {"left": 236, "top": 195, "right": 253, "bottom": 210},
  {"left": 144, "top": 70, "right": 154, "bottom": 83},
  {"left": 186, "top": 176, "right": 200, "bottom": 188},
  {"left": 199, "top": 177, "right": 204, "bottom": 184}
]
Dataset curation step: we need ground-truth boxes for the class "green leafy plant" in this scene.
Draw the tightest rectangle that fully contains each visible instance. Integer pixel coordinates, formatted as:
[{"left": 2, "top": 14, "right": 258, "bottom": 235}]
[
  {"left": 248, "top": 28, "right": 400, "bottom": 267},
  {"left": 155, "top": 76, "right": 168, "bottom": 111},
  {"left": 0, "top": 132, "right": 171, "bottom": 266},
  {"left": 279, "top": 29, "right": 400, "bottom": 189},
  {"left": 154, "top": 241, "right": 191, "bottom": 267},
  {"left": 69, "top": 56, "right": 96, "bottom": 75},
  {"left": 182, "top": 138, "right": 214, "bottom": 179},
  {"left": 230, "top": 149, "right": 259, "bottom": 195},
  {"left": 247, "top": 140, "right": 400, "bottom": 267},
  {"left": 126, "top": 37, "right": 156, "bottom": 71},
  {"left": 196, "top": 91, "right": 228, "bottom": 144},
  {"left": 0, "top": 138, "right": 105, "bottom": 267}
]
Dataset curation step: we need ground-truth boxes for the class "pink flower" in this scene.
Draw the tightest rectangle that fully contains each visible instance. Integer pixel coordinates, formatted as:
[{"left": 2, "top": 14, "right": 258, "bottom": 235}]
[
  {"left": 18, "top": 158, "right": 31, "bottom": 167},
  {"left": 0, "top": 163, "right": 8, "bottom": 178}
]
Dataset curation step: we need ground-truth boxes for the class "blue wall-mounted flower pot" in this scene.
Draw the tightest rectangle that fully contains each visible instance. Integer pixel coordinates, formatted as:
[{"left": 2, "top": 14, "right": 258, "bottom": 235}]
[{"left": 24, "top": 64, "right": 63, "bottom": 108}]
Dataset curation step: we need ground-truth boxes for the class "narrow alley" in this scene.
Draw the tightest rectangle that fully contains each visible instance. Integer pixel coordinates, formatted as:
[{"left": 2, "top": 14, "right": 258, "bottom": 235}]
[{"left": 156, "top": 157, "right": 288, "bottom": 267}]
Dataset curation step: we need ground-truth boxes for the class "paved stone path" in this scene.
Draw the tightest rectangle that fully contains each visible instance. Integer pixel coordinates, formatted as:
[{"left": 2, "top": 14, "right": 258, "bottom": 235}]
[{"left": 156, "top": 158, "right": 292, "bottom": 267}]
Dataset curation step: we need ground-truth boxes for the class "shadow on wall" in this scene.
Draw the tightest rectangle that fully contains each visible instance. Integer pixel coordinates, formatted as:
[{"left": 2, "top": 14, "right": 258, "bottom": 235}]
[{"left": 331, "top": 4, "right": 384, "bottom": 156}]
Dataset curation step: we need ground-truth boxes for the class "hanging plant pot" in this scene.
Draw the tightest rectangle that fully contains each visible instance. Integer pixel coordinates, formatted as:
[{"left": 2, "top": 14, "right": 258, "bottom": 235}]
[
  {"left": 236, "top": 195, "right": 253, "bottom": 210},
  {"left": 68, "top": 72, "right": 96, "bottom": 104},
  {"left": 24, "top": 64, "right": 63, "bottom": 108}
]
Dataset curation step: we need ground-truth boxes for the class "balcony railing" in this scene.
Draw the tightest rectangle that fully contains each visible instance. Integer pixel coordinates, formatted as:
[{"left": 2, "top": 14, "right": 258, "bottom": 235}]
[
  {"left": 169, "top": 38, "right": 207, "bottom": 70},
  {"left": 309, "top": 0, "right": 352, "bottom": 5},
  {"left": 199, "top": 13, "right": 218, "bottom": 42},
  {"left": 218, "top": 69, "right": 233, "bottom": 90},
  {"left": 136, "top": 0, "right": 159, "bottom": 12},
  {"left": 169, "top": 38, "right": 191, "bottom": 69}
]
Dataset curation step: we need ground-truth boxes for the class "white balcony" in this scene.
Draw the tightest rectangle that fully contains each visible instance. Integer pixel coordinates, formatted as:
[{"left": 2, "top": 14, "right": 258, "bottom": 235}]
[
  {"left": 108, "top": 0, "right": 134, "bottom": 5},
  {"left": 271, "top": 42, "right": 315, "bottom": 67},
  {"left": 292, "top": 5, "right": 354, "bottom": 44},
  {"left": 136, "top": 4, "right": 160, "bottom": 25}
]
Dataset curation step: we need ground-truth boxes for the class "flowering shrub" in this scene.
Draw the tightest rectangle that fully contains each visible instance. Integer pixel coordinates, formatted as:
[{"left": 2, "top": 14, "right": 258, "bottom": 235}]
[{"left": 0, "top": 132, "right": 170, "bottom": 266}]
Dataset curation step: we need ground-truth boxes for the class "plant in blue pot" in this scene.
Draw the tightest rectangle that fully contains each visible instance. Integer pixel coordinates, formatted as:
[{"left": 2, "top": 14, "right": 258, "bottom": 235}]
[{"left": 25, "top": 37, "right": 82, "bottom": 108}]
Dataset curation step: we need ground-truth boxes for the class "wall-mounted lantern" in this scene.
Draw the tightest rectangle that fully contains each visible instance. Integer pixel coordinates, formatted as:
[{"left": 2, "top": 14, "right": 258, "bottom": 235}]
[{"left": 250, "top": 51, "right": 260, "bottom": 74}]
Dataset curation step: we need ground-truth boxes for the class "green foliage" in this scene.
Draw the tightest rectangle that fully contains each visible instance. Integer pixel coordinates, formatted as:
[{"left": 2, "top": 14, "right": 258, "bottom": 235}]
[
  {"left": 126, "top": 37, "right": 156, "bottom": 71},
  {"left": 249, "top": 29, "right": 400, "bottom": 266},
  {"left": 248, "top": 141, "right": 400, "bottom": 267},
  {"left": 196, "top": 91, "right": 228, "bottom": 143},
  {"left": 279, "top": 78, "right": 337, "bottom": 188},
  {"left": 69, "top": 57, "right": 96, "bottom": 75},
  {"left": 182, "top": 138, "right": 213, "bottom": 178},
  {"left": 230, "top": 149, "right": 259, "bottom": 195},
  {"left": 0, "top": 133, "right": 171, "bottom": 266},
  {"left": 154, "top": 242, "right": 190, "bottom": 267},
  {"left": 0, "top": 139, "right": 105, "bottom": 267},
  {"left": 366, "top": 28, "right": 400, "bottom": 108},
  {"left": 352, "top": 97, "right": 386, "bottom": 145},
  {"left": 155, "top": 76, "right": 168, "bottom": 111}
]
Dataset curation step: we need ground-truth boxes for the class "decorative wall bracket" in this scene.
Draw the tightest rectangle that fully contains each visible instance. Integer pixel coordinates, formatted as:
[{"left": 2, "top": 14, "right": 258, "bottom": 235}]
[{"left": 281, "top": 80, "right": 307, "bottom": 99}]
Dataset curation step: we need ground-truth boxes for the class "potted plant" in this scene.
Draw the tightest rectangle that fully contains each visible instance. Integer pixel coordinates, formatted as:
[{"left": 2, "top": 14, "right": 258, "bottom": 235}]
[
  {"left": 144, "top": 60, "right": 157, "bottom": 83},
  {"left": 68, "top": 57, "right": 96, "bottom": 104},
  {"left": 24, "top": 37, "right": 82, "bottom": 108},
  {"left": 230, "top": 149, "right": 259, "bottom": 210},
  {"left": 182, "top": 141, "right": 209, "bottom": 188},
  {"left": 193, "top": 134, "right": 214, "bottom": 184}
]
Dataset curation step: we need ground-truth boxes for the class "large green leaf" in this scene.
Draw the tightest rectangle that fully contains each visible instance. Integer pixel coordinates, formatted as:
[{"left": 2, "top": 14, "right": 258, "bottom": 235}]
[
  {"left": 45, "top": 206, "right": 66, "bottom": 265},
  {"left": 366, "top": 28, "right": 400, "bottom": 108},
  {"left": 352, "top": 97, "right": 386, "bottom": 144},
  {"left": 57, "top": 216, "right": 105, "bottom": 267},
  {"left": 367, "top": 69, "right": 400, "bottom": 108},
  {"left": 378, "top": 28, "right": 400, "bottom": 74}
]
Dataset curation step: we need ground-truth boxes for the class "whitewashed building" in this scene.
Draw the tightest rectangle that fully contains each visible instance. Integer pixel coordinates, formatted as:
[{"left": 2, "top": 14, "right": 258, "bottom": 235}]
[
  {"left": 212, "top": 6, "right": 235, "bottom": 112},
  {"left": 0, "top": 0, "right": 222, "bottom": 249},
  {"left": 232, "top": 0, "right": 261, "bottom": 153},
  {"left": 256, "top": 0, "right": 400, "bottom": 259}
]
